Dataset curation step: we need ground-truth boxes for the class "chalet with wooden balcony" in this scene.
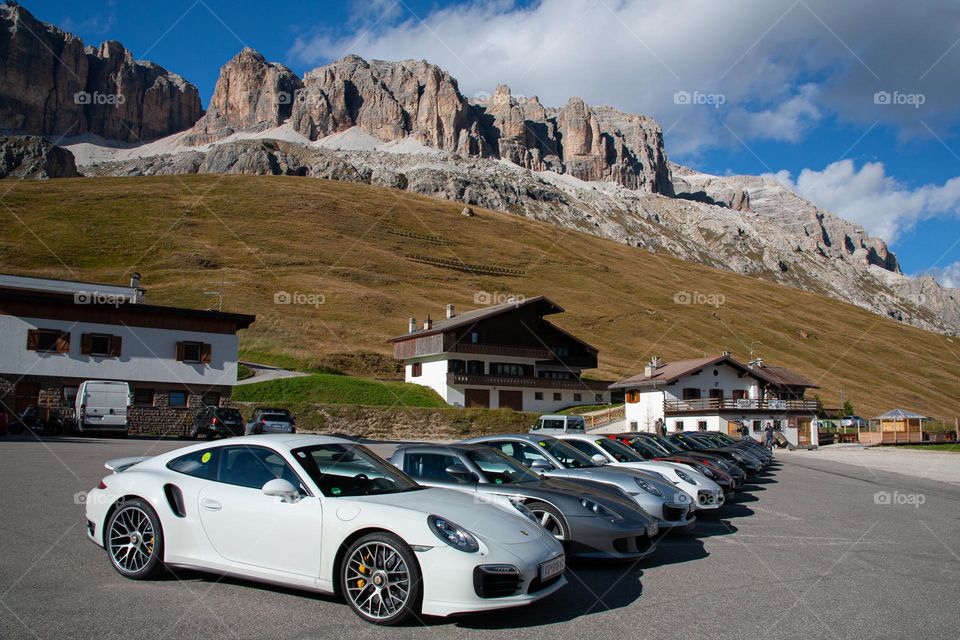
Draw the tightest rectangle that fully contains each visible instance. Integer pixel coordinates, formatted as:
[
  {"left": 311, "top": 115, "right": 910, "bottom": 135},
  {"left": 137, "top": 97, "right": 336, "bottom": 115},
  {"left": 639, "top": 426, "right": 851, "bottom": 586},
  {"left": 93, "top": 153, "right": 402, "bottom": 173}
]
[
  {"left": 611, "top": 353, "right": 819, "bottom": 447},
  {"left": 389, "top": 296, "right": 611, "bottom": 412}
]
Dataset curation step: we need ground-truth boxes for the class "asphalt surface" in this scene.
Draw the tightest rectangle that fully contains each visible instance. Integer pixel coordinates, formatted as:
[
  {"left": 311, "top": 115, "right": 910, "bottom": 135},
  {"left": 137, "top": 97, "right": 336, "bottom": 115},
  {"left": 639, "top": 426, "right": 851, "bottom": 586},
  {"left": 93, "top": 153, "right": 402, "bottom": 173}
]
[{"left": 1, "top": 435, "right": 959, "bottom": 640}]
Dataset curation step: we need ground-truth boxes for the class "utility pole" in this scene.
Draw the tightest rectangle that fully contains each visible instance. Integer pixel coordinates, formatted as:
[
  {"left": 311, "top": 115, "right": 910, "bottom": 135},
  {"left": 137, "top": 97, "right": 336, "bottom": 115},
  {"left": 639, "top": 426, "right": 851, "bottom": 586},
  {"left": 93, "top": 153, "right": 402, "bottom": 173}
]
[{"left": 203, "top": 274, "right": 233, "bottom": 312}]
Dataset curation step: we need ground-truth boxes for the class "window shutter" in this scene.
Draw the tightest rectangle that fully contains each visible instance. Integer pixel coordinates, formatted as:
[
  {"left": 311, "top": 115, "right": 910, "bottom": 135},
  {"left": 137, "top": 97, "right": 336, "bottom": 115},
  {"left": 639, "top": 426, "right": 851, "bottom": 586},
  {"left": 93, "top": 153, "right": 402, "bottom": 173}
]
[
  {"left": 175, "top": 341, "right": 185, "bottom": 361},
  {"left": 200, "top": 343, "right": 212, "bottom": 364},
  {"left": 109, "top": 335, "right": 122, "bottom": 358},
  {"left": 26, "top": 330, "right": 39, "bottom": 350},
  {"left": 80, "top": 333, "right": 93, "bottom": 355},
  {"left": 56, "top": 331, "right": 70, "bottom": 353}
]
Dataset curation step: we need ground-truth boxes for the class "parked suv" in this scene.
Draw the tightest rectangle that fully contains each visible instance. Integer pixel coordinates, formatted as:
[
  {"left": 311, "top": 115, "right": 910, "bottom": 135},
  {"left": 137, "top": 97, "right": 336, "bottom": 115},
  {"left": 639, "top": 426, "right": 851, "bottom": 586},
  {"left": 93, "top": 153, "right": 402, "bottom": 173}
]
[
  {"left": 530, "top": 414, "right": 586, "bottom": 435},
  {"left": 245, "top": 408, "right": 296, "bottom": 435},
  {"left": 191, "top": 406, "right": 245, "bottom": 439}
]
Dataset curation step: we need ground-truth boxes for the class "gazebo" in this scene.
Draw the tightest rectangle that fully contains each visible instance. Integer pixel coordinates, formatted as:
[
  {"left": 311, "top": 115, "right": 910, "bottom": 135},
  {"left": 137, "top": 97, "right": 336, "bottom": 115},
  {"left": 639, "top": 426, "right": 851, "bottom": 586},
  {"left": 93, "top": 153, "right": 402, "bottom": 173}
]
[{"left": 860, "top": 408, "right": 930, "bottom": 445}]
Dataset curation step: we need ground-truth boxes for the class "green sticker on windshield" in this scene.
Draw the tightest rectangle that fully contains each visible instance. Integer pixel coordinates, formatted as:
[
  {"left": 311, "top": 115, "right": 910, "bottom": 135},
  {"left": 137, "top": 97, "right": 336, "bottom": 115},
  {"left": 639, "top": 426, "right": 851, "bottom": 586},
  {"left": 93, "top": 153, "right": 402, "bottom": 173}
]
[
  {"left": 539, "top": 441, "right": 547, "bottom": 447},
  {"left": 494, "top": 478, "right": 503, "bottom": 484},
  {"left": 331, "top": 487, "right": 341, "bottom": 495},
  {"left": 201, "top": 452, "right": 211, "bottom": 463}
]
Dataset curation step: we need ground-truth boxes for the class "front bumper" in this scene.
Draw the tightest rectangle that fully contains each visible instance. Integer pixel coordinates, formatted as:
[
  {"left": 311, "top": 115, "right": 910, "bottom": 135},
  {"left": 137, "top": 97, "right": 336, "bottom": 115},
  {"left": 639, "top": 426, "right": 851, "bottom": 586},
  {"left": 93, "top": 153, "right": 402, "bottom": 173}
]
[
  {"left": 566, "top": 516, "right": 659, "bottom": 560},
  {"left": 695, "top": 489, "right": 725, "bottom": 510},
  {"left": 418, "top": 536, "right": 567, "bottom": 617}
]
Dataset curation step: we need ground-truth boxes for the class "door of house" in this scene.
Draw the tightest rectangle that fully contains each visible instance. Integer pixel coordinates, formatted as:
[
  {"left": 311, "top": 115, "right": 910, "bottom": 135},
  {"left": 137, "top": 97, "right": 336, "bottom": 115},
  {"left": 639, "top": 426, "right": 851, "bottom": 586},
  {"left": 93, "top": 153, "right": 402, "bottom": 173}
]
[
  {"left": 14, "top": 382, "right": 41, "bottom": 413},
  {"left": 464, "top": 389, "right": 490, "bottom": 408},
  {"left": 796, "top": 418, "right": 811, "bottom": 446},
  {"left": 498, "top": 390, "right": 523, "bottom": 411}
]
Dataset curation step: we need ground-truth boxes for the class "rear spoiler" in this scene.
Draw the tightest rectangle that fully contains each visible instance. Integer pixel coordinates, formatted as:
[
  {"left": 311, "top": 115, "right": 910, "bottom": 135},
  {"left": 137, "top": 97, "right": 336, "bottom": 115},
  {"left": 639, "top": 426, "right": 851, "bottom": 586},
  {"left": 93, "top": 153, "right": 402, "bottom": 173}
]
[{"left": 104, "top": 456, "right": 152, "bottom": 473}]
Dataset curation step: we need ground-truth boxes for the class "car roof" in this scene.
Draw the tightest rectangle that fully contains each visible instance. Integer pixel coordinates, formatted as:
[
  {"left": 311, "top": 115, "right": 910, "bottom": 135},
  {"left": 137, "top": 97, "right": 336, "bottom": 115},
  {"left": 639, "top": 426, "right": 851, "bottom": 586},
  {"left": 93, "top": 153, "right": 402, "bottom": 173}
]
[
  {"left": 554, "top": 433, "right": 598, "bottom": 442},
  {"left": 396, "top": 442, "right": 488, "bottom": 454},
  {"left": 468, "top": 433, "right": 555, "bottom": 443}
]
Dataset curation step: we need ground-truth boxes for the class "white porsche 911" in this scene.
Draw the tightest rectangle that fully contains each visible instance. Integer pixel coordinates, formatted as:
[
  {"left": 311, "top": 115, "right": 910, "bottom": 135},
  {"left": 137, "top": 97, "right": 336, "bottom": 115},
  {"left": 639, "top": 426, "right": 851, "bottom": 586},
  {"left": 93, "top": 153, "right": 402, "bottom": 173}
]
[{"left": 84, "top": 435, "right": 566, "bottom": 625}]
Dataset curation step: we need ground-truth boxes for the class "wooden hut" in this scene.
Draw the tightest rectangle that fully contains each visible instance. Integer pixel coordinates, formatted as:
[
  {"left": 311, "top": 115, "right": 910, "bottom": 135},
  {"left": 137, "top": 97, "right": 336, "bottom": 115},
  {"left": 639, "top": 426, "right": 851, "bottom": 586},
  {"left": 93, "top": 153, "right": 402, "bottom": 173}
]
[{"left": 859, "top": 408, "right": 929, "bottom": 445}]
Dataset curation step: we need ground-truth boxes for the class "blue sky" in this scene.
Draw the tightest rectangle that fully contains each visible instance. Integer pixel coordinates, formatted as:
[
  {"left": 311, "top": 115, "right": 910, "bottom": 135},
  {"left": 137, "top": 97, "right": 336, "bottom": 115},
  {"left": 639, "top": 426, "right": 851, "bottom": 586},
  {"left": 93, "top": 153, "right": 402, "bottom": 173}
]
[{"left": 20, "top": 0, "right": 960, "bottom": 284}]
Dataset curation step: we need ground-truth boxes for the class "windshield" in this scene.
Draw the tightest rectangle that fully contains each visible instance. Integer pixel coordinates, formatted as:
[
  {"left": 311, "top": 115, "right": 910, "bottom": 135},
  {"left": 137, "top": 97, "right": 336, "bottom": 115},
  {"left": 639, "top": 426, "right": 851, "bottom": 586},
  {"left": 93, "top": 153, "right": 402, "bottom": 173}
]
[
  {"left": 595, "top": 438, "right": 644, "bottom": 462},
  {"left": 623, "top": 437, "right": 663, "bottom": 458},
  {"left": 540, "top": 438, "right": 598, "bottom": 468},
  {"left": 466, "top": 448, "right": 541, "bottom": 484},
  {"left": 647, "top": 435, "right": 683, "bottom": 454},
  {"left": 292, "top": 443, "right": 421, "bottom": 497}
]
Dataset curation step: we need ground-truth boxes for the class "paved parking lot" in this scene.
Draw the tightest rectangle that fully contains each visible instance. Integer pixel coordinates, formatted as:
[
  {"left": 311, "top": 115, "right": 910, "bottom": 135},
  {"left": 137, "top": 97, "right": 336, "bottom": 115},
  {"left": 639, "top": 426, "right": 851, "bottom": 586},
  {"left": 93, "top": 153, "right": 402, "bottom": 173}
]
[{"left": 1, "top": 435, "right": 959, "bottom": 640}]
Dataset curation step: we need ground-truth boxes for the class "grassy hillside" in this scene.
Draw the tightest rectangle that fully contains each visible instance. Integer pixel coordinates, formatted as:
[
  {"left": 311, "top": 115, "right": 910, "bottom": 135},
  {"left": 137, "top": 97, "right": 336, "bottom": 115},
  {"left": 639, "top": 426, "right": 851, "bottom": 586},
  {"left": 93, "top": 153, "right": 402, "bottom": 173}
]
[
  {"left": 233, "top": 374, "right": 447, "bottom": 407},
  {"left": 2, "top": 174, "right": 959, "bottom": 420}
]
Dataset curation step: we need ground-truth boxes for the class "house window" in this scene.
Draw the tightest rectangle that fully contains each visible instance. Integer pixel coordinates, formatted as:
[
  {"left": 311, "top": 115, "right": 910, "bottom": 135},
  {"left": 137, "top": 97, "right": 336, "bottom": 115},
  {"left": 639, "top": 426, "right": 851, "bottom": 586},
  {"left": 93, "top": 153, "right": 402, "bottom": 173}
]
[
  {"left": 595, "top": 394, "right": 603, "bottom": 402},
  {"left": 534, "top": 392, "right": 544, "bottom": 400},
  {"left": 682, "top": 388, "right": 701, "bottom": 400},
  {"left": 491, "top": 363, "right": 525, "bottom": 377},
  {"left": 574, "top": 393, "right": 582, "bottom": 402},
  {"left": 698, "top": 420, "right": 708, "bottom": 431},
  {"left": 467, "top": 360, "right": 484, "bottom": 374},
  {"left": 552, "top": 346, "right": 569, "bottom": 358},
  {"left": 411, "top": 362, "right": 423, "bottom": 377},
  {"left": 752, "top": 420, "right": 762, "bottom": 432},
  {"left": 448, "top": 359, "right": 465, "bottom": 374},
  {"left": 732, "top": 389, "right": 748, "bottom": 401},
  {"left": 553, "top": 392, "right": 562, "bottom": 401},
  {"left": 133, "top": 389, "right": 155, "bottom": 406},
  {"left": 168, "top": 391, "right": 188, "bottom": 407},
  {"left": 470, "top": 331, "right": 480, "bottom": 344},
  {"left": 176, "top": 341, "right": 210, "bottom": 364},
  {"left": 27, "top": 329, "right": 69, "bottom": 353},
  {"left": 202, "top": 392, "right": 221, "bottom": 407},
  {"left": 709, "top": 388, "right": 722, "bottom": 399},
  {"left": 62, "top": 386, "right": 79, "bottom": 406},
  {"left": 625, "top": 391, "right": 639, "bottom": 403},
  {"left": 81, "top": 333, "right": 122, "bottom": 358},
  {"left": 674, "top": 420, "right": 684, "bottom": 431}
]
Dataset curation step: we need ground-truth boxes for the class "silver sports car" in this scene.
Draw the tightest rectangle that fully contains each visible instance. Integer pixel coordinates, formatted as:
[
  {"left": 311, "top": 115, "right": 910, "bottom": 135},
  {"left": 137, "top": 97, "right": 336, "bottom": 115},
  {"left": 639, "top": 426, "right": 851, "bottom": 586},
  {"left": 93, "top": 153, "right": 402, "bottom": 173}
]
[
  {"left": 390, "top": 443, "right": 660, "bottom": 559},
  {"left": 462, "top": 434, "right": 696, "bottom": 530}
]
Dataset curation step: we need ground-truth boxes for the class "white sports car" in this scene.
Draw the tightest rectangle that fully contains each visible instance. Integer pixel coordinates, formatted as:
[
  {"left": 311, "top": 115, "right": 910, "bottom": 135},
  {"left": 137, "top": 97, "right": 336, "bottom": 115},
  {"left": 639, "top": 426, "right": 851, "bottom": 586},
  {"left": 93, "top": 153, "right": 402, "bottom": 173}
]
[{"left": 84, "top": 435, "right": 566, "bottom": 625}]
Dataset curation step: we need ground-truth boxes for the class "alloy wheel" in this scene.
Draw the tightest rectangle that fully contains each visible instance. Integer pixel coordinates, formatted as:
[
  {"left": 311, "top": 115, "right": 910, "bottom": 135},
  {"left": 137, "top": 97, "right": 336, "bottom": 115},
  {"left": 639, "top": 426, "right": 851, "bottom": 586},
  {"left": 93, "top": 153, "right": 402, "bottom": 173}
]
[
  {"left": 344, "top": 542, "right": 411, "bottom": 621},
  {"left": 109, "top": 505, "right": 156, "bottom": 573}
]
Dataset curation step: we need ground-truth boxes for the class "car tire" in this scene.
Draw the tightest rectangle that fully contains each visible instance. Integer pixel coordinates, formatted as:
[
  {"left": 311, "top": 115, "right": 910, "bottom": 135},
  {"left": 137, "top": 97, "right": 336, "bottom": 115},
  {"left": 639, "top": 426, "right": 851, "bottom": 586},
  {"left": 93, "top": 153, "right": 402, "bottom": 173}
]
[
  {"left": 104, "top": 498, "right": 165, "bottom": 580},
  {"left": 340, "top": 532, "right": 422, "bottom": 625},
  {"left": 526, "top": 501, "right": 568, "bottom": 541}
]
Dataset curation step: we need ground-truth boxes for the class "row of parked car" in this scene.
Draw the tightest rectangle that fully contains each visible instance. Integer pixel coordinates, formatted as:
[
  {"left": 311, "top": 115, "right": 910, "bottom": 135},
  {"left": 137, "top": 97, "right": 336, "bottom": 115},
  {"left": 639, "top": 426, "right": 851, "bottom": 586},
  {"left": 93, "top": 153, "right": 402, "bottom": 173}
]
[
  {"left": 84, "top": 425, "right": 775, "bottom": 625},
  {"left": 190, "top": 406, "right": 296, "bottom": 439}
]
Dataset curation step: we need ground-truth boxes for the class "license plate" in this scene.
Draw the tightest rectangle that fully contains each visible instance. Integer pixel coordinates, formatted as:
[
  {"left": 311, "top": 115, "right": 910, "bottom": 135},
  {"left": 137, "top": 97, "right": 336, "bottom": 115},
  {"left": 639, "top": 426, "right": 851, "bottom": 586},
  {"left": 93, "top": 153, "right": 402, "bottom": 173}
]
[{"left": 539, "top": 554, "right": 565, "bottom": 580}]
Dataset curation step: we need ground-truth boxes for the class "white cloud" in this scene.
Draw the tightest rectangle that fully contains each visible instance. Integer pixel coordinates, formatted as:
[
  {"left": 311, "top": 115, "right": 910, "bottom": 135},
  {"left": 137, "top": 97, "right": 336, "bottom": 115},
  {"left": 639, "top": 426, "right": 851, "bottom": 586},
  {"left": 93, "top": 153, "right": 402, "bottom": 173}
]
[
  {"left": 924, "top": 262, "right": 960, "bottom": 288},
  {"left": 287, "top": 0, "right": 960, "bottom": 157},
  {"left": 767, "top": 160, "right": 960, "bottom": 244}
]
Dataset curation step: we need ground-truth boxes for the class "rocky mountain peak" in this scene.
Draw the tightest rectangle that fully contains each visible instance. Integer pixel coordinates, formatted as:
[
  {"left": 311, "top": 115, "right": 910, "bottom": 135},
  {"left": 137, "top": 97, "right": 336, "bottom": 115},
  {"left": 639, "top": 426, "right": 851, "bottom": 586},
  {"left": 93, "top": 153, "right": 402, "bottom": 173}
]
[{"left": 0, "top": 2, "right": 202, "bottom": 142}]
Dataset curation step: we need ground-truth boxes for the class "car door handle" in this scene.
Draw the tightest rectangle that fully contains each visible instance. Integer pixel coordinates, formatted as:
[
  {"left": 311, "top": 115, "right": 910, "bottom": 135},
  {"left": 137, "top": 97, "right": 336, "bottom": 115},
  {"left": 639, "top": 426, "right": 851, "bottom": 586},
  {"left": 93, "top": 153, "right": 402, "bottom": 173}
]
[{"left": 200, "top": 498, "right": 222, "bottom": 511}]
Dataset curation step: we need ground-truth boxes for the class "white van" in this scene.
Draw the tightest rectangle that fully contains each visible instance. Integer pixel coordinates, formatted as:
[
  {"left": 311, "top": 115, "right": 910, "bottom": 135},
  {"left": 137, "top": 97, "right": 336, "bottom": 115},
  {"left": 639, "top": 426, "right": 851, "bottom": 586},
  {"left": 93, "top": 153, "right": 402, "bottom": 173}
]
[
  {"left": 529, "top": 414, "right": 587, "bottom": 435},
  {"left": 76, "top": 381, "right": 130, "bottom": 436}
]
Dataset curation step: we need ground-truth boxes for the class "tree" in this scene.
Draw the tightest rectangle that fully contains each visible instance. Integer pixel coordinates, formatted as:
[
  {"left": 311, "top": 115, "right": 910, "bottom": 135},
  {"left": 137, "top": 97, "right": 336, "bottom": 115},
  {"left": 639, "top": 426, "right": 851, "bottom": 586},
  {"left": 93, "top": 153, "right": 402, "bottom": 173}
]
[{"left": 842, "top": 400, "right": 855, "bottom": 417}]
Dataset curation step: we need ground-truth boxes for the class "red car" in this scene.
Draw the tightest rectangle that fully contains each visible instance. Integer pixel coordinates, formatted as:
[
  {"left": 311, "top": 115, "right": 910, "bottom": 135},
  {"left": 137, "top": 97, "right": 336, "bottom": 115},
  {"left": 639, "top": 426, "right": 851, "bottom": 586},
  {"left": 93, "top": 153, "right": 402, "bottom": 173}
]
[{"left": 607, "top": 432, "right": 738, "bottom": 496}]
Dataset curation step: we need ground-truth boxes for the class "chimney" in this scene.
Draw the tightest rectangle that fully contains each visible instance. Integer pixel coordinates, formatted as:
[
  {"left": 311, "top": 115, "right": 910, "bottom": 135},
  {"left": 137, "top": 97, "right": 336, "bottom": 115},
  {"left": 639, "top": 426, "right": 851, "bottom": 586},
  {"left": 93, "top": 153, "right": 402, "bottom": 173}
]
[
  {"left": 130, "top": 272, "right": 140, "bottom": 289},
  {"left": 129, "top": 272, "right": 144, "bottom": 303},
  {"left": 446, "top": 304, "right": 455, "bottom": 319},
  {"left": 645, "top": 356, "right": 661, "bottom": 378},
  {"left": 722, "top": 350, "right": 731, "bottom": 357},
  {"left": 423, "top": 315, "right": 432, "bottom": 330},
  {"left": 408, "top": 317, "right": 417, "bottom": 333}
]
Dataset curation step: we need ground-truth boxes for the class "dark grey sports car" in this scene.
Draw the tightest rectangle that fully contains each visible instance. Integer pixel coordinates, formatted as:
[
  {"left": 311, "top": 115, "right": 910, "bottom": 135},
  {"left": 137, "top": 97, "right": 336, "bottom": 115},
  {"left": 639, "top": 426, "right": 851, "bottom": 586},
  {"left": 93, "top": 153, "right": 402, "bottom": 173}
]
[{"left": 389, "top": 443, "right": 660, "bottom": 560}]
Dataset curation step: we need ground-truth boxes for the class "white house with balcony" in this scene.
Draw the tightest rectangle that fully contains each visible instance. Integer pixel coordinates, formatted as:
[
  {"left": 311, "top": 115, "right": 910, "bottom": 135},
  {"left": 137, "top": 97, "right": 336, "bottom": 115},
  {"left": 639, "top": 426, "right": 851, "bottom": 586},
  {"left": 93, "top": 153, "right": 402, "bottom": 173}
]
[
  {"left": 0, "top": 273, "right": 255, "bottom": 435},
  {"left": 390, "top": 296, "right": 611, "bottom": 413},
  {"left": 610, "top": 353, "right": 819, "bottom": 448}
]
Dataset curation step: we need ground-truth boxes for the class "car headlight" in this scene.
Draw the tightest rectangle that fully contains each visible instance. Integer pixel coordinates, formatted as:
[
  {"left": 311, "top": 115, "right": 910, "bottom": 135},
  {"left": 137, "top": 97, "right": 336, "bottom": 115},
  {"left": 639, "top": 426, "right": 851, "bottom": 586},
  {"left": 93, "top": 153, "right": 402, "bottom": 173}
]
[
  {"left": 428, "top": 515, "right": 479, "bottom": 553},
  {"left": 580, "top": 498, "right": 622, "bottom": 521},
  {"left": 674, "top": 469, "right": 696, "bottom": 485},
  {"left": 633, "top": 477, "right": 663, "bottom": 497}
]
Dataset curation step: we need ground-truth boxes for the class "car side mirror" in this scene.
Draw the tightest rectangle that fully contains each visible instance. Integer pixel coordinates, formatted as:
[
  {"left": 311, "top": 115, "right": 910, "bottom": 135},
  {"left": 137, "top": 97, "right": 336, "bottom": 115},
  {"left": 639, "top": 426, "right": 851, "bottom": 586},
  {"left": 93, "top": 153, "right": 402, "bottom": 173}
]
[
  {"left": 262, "top": 478, "right": 300, "bottom": 503},
  {"left": 444, "top": 464, "right": 476, "bottom": 483},
  {"left": 529, "top": 459, "right": 552, "bottom": 473},
  {"left": 591, "top": 454, "right": 609, "bottom": 465}
]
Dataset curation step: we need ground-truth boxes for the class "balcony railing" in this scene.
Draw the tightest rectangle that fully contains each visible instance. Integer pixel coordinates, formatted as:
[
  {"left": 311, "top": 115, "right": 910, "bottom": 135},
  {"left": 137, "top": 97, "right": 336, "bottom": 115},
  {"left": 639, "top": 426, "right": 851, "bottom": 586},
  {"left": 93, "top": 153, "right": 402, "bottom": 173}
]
[
  {"left": 446, "top": 342, "right": 553, "bottom": 359},
  {"left": 664, "top": 397, "right": 819, "bottom": 414},
  {"left": 447, "top": 373, "right": 611, "bottom": 391}
]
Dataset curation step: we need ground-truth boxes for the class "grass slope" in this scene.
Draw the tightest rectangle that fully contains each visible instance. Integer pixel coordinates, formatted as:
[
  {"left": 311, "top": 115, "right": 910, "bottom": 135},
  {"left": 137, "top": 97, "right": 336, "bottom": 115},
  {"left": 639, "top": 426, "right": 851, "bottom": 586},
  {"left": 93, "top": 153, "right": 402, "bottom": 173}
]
[
  {"left": 2, "top": 175, "right": 959, "bottom": 419},
  {"left": 233, "top": 374, "right": 447, "bottom": 408}
]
